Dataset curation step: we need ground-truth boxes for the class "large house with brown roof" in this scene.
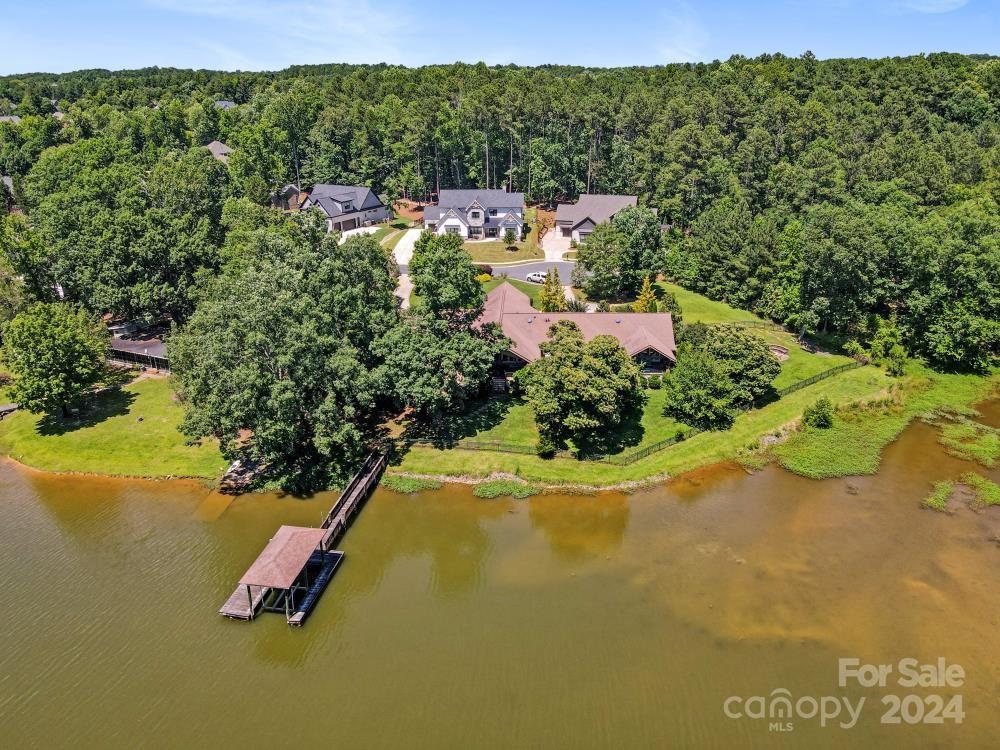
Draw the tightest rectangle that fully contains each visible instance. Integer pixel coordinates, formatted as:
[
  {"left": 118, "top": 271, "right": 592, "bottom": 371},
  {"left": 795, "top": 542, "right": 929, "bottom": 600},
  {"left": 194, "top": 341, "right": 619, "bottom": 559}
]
[
  {"left": 479, "top": 282, "right": 676, "bottom": 379},
  {"left": 555, "top": 194, "right": 637, "bottom": 242}
]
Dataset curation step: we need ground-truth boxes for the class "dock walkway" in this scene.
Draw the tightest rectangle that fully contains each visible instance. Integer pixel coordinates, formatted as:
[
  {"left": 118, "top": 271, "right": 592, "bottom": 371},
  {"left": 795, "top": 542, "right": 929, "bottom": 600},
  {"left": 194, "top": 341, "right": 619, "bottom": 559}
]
[{"left": 219, "top": 451, "right": 386, "bottom": 625}]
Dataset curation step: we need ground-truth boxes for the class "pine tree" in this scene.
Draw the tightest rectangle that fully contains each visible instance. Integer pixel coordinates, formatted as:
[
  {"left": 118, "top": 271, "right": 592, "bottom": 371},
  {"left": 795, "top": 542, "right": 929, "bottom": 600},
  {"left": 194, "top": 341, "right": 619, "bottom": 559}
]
[
  {"left": 632, "top": 275, "right": 656, "bottom": 312},
  {"left": 538, "top": 267, "right": 567, "bottom": 312}
]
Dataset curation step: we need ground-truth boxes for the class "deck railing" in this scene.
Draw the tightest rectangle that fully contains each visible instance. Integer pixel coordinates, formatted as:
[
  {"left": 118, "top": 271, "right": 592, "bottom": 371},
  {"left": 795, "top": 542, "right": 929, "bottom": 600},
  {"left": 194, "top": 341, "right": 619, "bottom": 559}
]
[{"left": 107, "top": 348, "right": 170, "bottom": 372}]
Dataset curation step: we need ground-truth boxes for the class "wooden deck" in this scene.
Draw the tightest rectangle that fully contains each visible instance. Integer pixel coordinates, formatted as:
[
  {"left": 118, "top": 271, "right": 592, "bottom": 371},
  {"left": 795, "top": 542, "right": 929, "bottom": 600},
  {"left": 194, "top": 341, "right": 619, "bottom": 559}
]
[
  {"left": 219, "top": 451, "right": 386, "bottom": 625},
  {"left": 219, "top": 583, "right": 268, "bottom": 620}
]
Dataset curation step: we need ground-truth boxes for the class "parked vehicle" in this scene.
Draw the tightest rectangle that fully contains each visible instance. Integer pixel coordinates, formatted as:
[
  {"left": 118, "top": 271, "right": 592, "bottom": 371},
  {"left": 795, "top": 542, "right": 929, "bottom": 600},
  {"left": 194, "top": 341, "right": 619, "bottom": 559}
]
[{"left": 525, "top": 271, "right": 548, "bottom": 284}]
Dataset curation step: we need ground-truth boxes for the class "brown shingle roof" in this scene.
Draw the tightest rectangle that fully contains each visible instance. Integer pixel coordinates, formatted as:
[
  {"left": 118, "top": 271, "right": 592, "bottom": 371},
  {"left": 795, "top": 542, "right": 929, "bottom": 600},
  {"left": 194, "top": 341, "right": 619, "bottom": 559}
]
[
  {"left": 238, "top": 525, "right": 327, "bottom": 589},
  {"left": 479, "top": 283, "right": 676, "bottom": 363}
]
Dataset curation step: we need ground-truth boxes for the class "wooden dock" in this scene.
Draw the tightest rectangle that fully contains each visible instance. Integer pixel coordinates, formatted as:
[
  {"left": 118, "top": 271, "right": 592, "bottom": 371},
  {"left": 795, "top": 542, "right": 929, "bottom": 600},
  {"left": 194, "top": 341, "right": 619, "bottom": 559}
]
[{"left": 219, "top": 452, "right": 386, "bottom": 625}]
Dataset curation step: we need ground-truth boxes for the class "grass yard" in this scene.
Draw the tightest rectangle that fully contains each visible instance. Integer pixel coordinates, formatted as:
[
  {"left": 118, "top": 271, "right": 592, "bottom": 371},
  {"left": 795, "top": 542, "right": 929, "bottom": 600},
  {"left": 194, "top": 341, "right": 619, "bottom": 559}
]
[
  {"left": 0, "top": 377, "right": 227, "bottom": 479},
  {"left": 657, "top": 282, "right": 765, "bottom": 324},
  {"left": 482, "top": 277, "right": 543, "bottom": 306},
  {"left": 393, "top": 366, "right": 894, "bottom": 486},
  {"left": 464, "top": 241, "right": 543, "bottom": 263}
]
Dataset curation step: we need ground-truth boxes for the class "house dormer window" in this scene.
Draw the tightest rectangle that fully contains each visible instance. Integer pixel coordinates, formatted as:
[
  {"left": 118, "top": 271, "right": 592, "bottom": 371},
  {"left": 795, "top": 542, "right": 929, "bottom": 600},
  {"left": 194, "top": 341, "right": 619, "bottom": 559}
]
[
  {"left": 342, "top": 201, "right": 353, "bottom": 211},
  {"left": 489, "top": 209, "right": 498, "bottom": 216},
  {"left": 470, "top": 211, "right": 481, "bottom": 219}
]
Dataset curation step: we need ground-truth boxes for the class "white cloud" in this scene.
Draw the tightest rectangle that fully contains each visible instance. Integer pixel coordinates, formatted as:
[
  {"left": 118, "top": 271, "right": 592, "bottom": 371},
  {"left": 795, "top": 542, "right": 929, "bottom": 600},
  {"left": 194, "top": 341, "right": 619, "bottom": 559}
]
[
  {"left": 656, "top": 2, "right": 709, "bottom": 64},
  {"left": 147, "top": 0, "right": 415, "bottom": 67},
  {"left": 896, "top": 0, "right": 970, "bottom": 12}
]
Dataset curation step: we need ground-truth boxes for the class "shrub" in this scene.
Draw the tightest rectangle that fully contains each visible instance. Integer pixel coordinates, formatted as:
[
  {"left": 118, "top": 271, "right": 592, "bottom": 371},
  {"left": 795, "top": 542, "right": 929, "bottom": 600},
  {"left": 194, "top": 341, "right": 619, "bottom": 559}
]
[
  {"left": 565, "top": 298, "right": 587, "bottom": 312},
  {"left": 803, "top": 396, "right": 834, "bottom": 429},
  {"left": 473, "top": 479, "right": 539, "bottom": 499},
  {"left": 503, "top": 228, "right": 517, "bottom": 246},
  {"left": 474, "top": 263, "right": 493, "bottom": 276},
  {"left": 843, "top": 340, "right": 867, "bottom": 360},
  {"left": 381, "top": 475, "right": 443, "bottom": 494},
  {"left": 475, "top": 273, "right": 492, "bottom": 283},
  {"left": 647, "top": 374, "right": 662, "bottom": 389},
  {"left": 596, "top": 300, "right": 611, "bottom": 312}
]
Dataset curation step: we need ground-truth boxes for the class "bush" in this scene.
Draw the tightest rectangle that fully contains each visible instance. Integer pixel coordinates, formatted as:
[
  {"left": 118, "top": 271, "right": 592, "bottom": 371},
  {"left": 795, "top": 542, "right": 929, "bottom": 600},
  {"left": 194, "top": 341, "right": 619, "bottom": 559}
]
[
  {"left": 596, "top": 300, "right": 611, "bottom": 312},
  {"left": 381, "top": 475, "right": 443, "bottom": 494},
  {"left": 803, "top": 396, "right": 834, "bottom": 429},
  {"left": 565, "top": 298, "right": 587, "bottom": 312},
  {"left": 474, "top": 263, "right": 493, "bottom": 276},
  {"left": 473, "top": 479, "right": 539, "bottom": 499},
  {"left": 647, "top": 374, "right": 662, "bottom": 389},
  {"left": 843, "top": 340, "right": 867, "bottom": 359},
  {"left": 475, "top": 273, "right": 492, "bottom": 283}
]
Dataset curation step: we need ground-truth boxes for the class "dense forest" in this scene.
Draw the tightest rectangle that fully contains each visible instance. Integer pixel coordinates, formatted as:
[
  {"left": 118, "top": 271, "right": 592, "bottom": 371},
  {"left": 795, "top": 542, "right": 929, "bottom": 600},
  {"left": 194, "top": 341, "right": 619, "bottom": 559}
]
[{"left": 1, "top": 54, "right": 998, "bottom": 372}]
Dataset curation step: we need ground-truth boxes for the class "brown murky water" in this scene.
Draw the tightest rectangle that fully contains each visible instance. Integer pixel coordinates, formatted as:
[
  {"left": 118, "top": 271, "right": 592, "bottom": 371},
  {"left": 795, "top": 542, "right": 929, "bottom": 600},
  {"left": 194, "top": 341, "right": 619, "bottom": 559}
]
[{"left": 0, "top": 406, "right": 998, "bottom": 748}]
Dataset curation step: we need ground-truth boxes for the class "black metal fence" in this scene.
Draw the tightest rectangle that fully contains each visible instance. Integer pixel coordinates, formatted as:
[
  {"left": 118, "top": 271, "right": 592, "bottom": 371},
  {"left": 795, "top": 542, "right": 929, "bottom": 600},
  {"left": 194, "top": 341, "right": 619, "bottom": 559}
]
[
  {"left": 107, "top": 348, "right": 170, "bottom": 372},
  {"left": 408, "top": 360, "right": 865, "bottom": 466}
]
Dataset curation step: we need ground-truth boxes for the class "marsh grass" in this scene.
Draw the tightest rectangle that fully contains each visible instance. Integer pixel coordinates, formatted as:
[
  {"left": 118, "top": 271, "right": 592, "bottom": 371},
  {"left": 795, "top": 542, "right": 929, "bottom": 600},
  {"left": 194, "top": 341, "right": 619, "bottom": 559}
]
[
  {"left": 936, "top": 417, "right": 999, "bottom": 467},
  {"left": 381, "top": 475, "right": 443, "bottom": 494},
  {"left": 923, "top": 480, "right": 956, "bottom": 512},
  {"left": 473, "top": 479, "right": 539, "bottom": 499},
  {"left": 962, "top": 472, "right": 1000, "bottom": 508}
]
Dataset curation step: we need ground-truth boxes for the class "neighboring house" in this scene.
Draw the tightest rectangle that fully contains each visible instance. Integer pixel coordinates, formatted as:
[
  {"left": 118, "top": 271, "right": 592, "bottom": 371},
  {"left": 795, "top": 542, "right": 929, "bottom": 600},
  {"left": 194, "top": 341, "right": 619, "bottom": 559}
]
[
  {"left": 300, "top": 184, "right": 391, "bottom": 232},
  {"left": 478, "top": 283, "right": 676, "bottom": 379},
  {"left": 273, "top": 183, "right": 304, "bottom": 211},
  {"left": 214, "top": 100, "right": 237, "bottom": 110},
  {"left": 554, "top": 194, "right": 638, "bottom": 242},
  {"left": 0, "top": 115, "right": 21, "bottom": 124},
  {"left": 206, "top": 140, "right": 233, "bottom": 163},
  {"left": 423, "top": 189, "right": 525, "bottom": 240}
]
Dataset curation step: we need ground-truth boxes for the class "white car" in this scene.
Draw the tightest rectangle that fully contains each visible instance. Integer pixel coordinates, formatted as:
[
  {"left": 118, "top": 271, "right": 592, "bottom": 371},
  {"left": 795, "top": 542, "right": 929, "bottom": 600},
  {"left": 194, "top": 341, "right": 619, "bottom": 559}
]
[{"left": 525, "top": 271, "right": 548, "bottom": 284}]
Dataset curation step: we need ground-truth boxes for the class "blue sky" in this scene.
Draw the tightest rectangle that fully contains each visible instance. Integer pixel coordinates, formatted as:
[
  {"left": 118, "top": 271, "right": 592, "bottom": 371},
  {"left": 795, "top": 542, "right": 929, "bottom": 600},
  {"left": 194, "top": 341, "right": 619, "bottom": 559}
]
[{"left": 0, "top": 0, "right": 997, "bottom": 75}]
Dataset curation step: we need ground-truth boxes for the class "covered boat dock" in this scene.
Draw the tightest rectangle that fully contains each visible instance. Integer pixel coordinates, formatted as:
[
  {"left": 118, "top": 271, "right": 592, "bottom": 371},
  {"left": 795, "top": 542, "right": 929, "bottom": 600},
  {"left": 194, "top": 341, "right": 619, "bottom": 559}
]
[{"left": 219, "top": 525, "right": 343, "bottom": 626}]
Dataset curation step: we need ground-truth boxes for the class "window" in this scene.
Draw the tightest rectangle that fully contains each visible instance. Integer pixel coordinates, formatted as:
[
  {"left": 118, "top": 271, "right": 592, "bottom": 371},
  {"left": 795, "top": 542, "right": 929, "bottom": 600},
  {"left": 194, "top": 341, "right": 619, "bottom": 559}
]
[
  {"left": 446, "top": 226, "right": 461, "bottom": 235},
  {"left": 470, "top": 211, "right": 481, "bottom": 219},
  {"left": 341, "top": 201, "right": 353, "bottom": 211},
  {"left": 489, "top": 208, "right": 498, "bottom": 216}
]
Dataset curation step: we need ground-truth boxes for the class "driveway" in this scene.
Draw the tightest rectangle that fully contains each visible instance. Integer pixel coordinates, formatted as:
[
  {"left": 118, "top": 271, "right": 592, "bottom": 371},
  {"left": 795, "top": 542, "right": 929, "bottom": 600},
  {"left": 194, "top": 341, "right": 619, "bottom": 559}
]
[
  {"left": 392, "top": 228, "right": 421, "bottom": 266},
  {"left": 541, "top": 228, "right": 572, "bottom": 261}
]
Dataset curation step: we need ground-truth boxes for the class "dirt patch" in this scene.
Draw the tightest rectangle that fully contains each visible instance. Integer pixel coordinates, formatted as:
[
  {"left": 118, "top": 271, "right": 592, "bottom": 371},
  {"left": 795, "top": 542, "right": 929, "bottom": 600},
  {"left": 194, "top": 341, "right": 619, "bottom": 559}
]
[{"left": 394, "top": 199, "right": 425, "bottom": 222}]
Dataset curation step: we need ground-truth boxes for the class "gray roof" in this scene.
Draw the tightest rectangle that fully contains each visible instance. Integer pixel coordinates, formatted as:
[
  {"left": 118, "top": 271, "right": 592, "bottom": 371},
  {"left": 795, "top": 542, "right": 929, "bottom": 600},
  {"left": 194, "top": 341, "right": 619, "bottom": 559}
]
[
  {"left": 555, "top": 194, "right": 637, "bottom": 229},
  {"left": 206, "top": 140, "right": 233, "bottom": 161},
  {"left": 214, "top": 100, "right": 237, "bottom": 110},
  {"left": 305, "top": 184, "right": 384, "bottom": 218},
  {"left": 1, "top": 175, "right": 12, "bottom": 192},
  {"left": 0, "top": 115, "right": 21, "bottom": 124},
  {"left": 437, "top": 189, "right": 524, "bottom": 211}
]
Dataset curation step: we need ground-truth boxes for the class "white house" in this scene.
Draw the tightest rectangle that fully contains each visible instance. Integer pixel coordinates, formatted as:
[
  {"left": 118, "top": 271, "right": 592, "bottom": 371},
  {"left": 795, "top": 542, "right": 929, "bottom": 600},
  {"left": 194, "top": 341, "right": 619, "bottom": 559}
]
[{"left": 423, "top": 189, "right": 525, "bottom": 240}]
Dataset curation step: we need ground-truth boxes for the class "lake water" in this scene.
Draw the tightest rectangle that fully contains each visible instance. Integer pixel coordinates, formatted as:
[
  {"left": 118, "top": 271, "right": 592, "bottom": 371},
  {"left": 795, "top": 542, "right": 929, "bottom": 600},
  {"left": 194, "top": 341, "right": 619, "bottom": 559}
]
[{"left": 1, "top": 405, "right": 998, "bottom": 748}]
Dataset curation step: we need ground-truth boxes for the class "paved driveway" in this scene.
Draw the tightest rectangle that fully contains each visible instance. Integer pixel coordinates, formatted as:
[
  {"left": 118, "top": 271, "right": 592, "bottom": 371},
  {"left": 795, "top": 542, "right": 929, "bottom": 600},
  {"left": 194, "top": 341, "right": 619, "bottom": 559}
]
[
  {"left": 541, "top": 229, "right": 572, "bottom": 261},
  {"left": 392, "top": 228, "right": 421, "bottom": 266}
]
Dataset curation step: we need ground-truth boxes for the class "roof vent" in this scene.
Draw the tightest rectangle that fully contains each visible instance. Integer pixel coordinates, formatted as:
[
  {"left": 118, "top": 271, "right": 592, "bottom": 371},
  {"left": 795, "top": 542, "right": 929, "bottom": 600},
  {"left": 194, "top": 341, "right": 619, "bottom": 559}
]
[
  {"left": 527, "top": 316, "right": 534, "bottom": 324},
  {"left": 615, "top": 318, "right": 622, "bottom": 324}
]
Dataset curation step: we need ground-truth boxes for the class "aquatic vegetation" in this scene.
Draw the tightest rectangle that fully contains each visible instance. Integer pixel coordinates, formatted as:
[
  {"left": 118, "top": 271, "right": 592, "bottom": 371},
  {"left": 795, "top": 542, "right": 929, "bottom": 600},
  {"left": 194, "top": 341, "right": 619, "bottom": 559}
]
[
  {"left": 937, "top": 417, "right": 998, "bottom": 467},
  {"left": 381, "top": 475, "right": 443, "bottom": 494},
  {"left": 473, "top": 478, "right": 539, "bottom": 499},
  {"left": 961, "top": 472, "right": 1000, "bottom": 508},
  {"left": 923, "top": 480, "right": 955, "bottom": 512}
]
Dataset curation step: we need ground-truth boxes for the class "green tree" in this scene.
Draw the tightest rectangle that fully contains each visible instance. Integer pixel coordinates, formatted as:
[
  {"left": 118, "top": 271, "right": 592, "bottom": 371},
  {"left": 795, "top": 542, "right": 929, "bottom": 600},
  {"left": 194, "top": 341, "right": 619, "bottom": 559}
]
[
  {"left": 704, "top": 325, "right": 781, "bottom": 406},
  {"left": 503, "top": 227, "right": 517, "bottom": 246},
  {"left": 1, "top": 303, "right": 108, "bottom": 416},
  {"left": 662, "top": 345, "right": 737, "bottom": 430},
  {"left": 803, "top": 396, "right": 834, "bottom": 428},
  {"left": 169, "top": 248, "right": 391, "bottom": 492},
  {"left": 514, "top": 321, "right": 646, "bottom": 454},
  {"left": 537, "top": 267, "right": 567, "bottom": 312},
  {"left": 632, "top": 275, "right": 656, "bottom": 312},
  {"left": 409, "top": 232, "right": 484, "bottom": 319}
]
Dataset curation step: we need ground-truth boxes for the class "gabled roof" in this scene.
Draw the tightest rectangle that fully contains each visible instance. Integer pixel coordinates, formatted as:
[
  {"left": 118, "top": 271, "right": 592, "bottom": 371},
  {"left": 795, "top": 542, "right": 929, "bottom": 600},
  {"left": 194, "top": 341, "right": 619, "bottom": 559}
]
[
  {"left": 437, "top": 189, "right": 524, "bottom": 211},
  {"left": 206, "top": 140, "right": 233, "bottom": 162},
  {"left": 0, "top": 115, "right": 21, "bottom": 124},
  {"left": 238, "top": 525, "right": 327, "bottom": 589},
  {"left": 214, "top": 100, "right": 237, "bottom": 110},
  {"left": 305, "top": 184, "right": 383, "bottom": 218},
  {"left": 555, "top": 194, "right": 638, "bottom": 229},
  {"left": 478, "top": 283, "right": 676, "bottom": 363}
]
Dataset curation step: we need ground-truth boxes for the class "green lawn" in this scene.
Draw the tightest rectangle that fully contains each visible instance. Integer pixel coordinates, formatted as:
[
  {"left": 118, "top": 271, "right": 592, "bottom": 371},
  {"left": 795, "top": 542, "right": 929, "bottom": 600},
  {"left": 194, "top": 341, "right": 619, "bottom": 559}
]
[
  {"left": 0, "top": 377, "right": 228, "bottom": 479},
  {"left": 483, "top": 277, "right": 543, "bottom": 306},
  {"left": 658, "top": 282, "right": 765, "bottom": 324},
  {"left": 465, "top": 241, "right": 543, "bottom": 263},
  {"left": 393, "top": 365, "right": 894, "bottom": 486}
]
